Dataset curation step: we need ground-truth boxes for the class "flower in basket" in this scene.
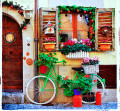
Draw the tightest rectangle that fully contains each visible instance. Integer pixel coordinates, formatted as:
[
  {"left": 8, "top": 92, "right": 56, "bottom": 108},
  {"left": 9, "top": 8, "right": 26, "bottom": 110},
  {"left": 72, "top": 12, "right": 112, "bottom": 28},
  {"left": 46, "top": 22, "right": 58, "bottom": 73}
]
[
  {"left": 82, "top": 39, "right": 92, "bottom": 47},
  {"left": 82, "top": 57, "right": 99, "bottom": 65},
  {"left": 45, "top": 38, "right": 56, "bottom": 43},
  {"left": 102, "top": 39, "right": 109, "bottom": 43},
  {"left": 61, "top": 39, "right": 91, "bottom": 55}
]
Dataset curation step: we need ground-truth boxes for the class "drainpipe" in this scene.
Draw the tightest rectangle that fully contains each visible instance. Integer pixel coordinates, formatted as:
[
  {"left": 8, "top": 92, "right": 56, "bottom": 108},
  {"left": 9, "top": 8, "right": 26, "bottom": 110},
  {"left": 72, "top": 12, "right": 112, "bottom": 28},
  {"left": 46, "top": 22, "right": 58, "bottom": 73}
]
[{"left": 34, "top": 0, "right": 38, "bottom": 102}]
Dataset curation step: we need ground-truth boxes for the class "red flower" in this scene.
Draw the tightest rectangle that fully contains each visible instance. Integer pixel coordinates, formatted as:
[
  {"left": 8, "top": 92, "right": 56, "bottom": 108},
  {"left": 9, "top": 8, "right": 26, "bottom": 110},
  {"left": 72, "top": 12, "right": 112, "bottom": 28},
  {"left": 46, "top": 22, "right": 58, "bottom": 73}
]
[
  {"left": 93, "top": 32, "right": 95, "bottom": 35},
  {"left": 10, "top": 5, "right": 13, "bottom": 9},
  {"left": 84, "top": 75, "right": 90, "bottom": 78},
  {"left": 94, "top": 80, "right": 97, "bottom": 82},
  {"left": 77, "top": 10, "right": 79, "bottom": 12},
  {"left": 19, "top": 10, "right": 23, "bottom": 14},
  {"left": 91, "top": 19, "right": 94, "bottom": 22},
  {"left": 63, "top": 42, "right": 67, "bottom": 46},
  {"left": 60, "top": 10, "right": 63, "bottom": 13},
  {"left": 89, "top": 11, "right": 92, "bottom": 14},
  {"left": 23, "top": 26, "right": 27, "bottom": 29},
  {"left": 64, "top": 76, "right": 69, "bottom": 80},
  {"left": 84, "top": 10, "right": 87, "bottom": 14},
  {"left": 59, "top": 32, "right": 62, "bottom": 34},
  {"left": 68, "top": 10, "right": 70, "bottom": 13}
]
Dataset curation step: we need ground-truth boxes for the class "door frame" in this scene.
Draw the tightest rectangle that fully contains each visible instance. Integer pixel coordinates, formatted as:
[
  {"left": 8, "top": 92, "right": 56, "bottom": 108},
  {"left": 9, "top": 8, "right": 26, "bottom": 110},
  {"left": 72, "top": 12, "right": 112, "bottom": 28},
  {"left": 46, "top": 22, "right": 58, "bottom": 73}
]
[{"left": 2, "top": 7, "right": 34, "bottom": 94}]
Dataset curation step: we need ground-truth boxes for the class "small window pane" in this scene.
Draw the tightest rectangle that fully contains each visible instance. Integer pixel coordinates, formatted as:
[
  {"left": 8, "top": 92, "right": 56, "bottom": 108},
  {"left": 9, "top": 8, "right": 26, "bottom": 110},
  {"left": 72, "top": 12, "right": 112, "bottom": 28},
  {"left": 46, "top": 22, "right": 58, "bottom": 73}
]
[
  {"left": 61, "top": 14, "right": 73, "bottom": 40},
  {"left": 77, "top": 14, "right": 89, "bottom": 41},
  {"left": 5, "top": 33, "right": 15, "bottom": 43}
]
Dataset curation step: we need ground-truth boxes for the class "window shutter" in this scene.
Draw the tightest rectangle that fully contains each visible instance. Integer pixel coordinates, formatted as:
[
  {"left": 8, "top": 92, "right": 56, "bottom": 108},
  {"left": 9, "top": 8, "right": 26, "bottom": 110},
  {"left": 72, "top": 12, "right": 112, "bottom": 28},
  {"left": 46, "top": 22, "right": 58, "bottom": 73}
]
[
  {"left": 39, "top": 7, "right": 58, "bottom": 51},
  {"left": 95, "top": 8, "right": 115, "bottom": 51}
]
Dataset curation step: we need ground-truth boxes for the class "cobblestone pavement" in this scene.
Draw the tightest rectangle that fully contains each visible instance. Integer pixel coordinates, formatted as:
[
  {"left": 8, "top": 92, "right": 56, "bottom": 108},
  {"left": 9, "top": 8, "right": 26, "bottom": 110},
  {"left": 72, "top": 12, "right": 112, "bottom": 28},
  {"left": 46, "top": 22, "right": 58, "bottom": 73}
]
[{"left": 2, "top": 102, "right": 118, "bottom": 110}]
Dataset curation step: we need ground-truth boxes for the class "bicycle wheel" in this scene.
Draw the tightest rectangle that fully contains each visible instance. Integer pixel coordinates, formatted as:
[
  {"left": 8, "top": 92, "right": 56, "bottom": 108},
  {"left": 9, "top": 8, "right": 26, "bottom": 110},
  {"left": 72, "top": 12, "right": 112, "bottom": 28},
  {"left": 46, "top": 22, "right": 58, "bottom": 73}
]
[
  {"left": 82, "top": 74, "right": 105, "bottom": 104},
  {"left": 26, "top": 75, "right": 56, "bottom": 104}
]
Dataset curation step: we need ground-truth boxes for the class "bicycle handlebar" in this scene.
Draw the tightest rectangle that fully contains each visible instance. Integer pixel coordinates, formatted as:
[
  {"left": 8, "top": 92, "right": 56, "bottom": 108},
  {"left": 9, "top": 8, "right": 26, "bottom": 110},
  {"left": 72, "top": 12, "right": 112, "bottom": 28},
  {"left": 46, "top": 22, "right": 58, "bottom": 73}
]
[{"left": 55, "top": 60, "right": 66, "bottom": 65}]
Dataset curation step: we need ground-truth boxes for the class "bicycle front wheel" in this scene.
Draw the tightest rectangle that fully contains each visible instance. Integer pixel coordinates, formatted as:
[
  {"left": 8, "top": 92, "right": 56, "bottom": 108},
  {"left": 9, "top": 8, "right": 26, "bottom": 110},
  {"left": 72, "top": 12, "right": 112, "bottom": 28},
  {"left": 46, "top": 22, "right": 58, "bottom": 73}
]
[
  {"left": 82, "top": 74, "right": 105, "bottom": 104},
  {"left": 26, "top": 75, "right": 56, "bottom": 104}
]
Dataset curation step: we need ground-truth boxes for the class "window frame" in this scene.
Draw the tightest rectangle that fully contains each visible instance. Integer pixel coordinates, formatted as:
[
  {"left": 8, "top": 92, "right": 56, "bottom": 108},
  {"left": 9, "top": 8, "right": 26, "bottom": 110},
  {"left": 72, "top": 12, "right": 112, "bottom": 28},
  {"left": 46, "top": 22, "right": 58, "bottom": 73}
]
[{"left": 58, "top": 6, "right": 96, "bottom": 51}]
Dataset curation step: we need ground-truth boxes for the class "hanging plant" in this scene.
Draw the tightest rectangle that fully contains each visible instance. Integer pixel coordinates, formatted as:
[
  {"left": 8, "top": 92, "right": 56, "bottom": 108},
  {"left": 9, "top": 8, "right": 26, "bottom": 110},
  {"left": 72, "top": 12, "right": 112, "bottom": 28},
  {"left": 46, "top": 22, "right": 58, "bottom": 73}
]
[
  {"left": 2, "top": 1, "right": 24, "bottom": 16},
  {"left": 57, "top": 5, "right": 96, "bottom": 51}
]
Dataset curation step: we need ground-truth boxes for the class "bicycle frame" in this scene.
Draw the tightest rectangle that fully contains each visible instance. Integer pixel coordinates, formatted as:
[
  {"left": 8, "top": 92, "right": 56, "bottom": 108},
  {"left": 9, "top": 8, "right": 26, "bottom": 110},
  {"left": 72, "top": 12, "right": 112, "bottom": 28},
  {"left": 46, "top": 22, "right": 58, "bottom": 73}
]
[
  {"left": 37, "top": 63, "right": 106, "bottom": 96},
  {"left": 37, "top": 63, "right": 81, "bottom": 95}
]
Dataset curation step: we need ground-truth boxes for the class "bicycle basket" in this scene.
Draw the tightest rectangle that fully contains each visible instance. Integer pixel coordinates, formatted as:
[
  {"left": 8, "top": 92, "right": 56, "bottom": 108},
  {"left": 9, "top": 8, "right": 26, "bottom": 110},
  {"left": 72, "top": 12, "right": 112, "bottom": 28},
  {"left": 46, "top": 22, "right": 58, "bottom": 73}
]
[{"left": 82, "top": 64, "right": 99, "bottom": 74}]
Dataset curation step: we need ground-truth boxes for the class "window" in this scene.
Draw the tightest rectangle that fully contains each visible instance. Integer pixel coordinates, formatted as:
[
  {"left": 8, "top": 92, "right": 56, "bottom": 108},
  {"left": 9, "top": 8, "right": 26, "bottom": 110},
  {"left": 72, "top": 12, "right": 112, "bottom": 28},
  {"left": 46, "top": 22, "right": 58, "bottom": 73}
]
[
  {"left": 4, "top": 32, "right": 16, "bottom": 43},
  {"left": 58, "top": 6, "right": 96, "bottom": 50}
]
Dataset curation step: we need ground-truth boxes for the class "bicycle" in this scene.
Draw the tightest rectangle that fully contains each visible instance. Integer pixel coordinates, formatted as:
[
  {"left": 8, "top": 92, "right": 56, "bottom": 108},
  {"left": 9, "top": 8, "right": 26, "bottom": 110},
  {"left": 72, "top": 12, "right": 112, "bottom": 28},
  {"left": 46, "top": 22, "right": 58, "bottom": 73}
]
[{"left": 26, "top": 55, "right": 105, "bottom": 105}]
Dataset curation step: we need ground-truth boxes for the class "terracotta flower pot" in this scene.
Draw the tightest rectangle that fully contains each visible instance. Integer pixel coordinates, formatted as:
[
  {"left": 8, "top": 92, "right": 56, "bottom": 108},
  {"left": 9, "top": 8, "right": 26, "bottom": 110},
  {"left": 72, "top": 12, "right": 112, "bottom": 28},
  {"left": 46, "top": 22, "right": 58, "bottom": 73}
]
[
  {"left": 40, "top": 65, "right": 48, "bottom": 73},
  {"left": 44, "top": 43, "right": 56, "bottom": 51},
  {"left": 99, "top": 43, "right": 111, "bottom": 51}
]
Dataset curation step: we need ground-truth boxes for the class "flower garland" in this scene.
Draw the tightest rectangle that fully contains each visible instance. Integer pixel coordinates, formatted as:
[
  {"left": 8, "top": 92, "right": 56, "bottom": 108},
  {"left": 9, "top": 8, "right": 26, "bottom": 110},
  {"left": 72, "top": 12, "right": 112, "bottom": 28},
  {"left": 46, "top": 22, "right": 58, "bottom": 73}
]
[
  {"left": 2, "top": 1, "right": 24, "bottom": 16},
  {"left": 57, "top": 5, "right": 96, "bottom": 51},
  {"left": 19, "top": 19, "right": 30, "bottom": 32},
  {"left": 2, "top": 1, "right": 30, "bottom": 32}
]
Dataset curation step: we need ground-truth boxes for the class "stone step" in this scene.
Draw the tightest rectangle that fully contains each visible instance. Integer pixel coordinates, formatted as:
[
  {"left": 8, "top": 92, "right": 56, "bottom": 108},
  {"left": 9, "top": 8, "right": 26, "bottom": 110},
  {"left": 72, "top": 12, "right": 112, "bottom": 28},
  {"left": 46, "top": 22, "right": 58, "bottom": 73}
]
[{"left": 2, "top": 92, "right": 24, "bottom": 104}]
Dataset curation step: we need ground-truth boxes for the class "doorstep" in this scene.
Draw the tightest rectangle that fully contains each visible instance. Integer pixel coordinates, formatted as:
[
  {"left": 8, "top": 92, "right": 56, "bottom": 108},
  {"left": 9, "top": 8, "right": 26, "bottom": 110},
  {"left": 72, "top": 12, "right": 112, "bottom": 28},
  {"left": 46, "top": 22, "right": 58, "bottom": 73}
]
[{"left": 2, "top": 92, "right": 24, "bottom": 104}]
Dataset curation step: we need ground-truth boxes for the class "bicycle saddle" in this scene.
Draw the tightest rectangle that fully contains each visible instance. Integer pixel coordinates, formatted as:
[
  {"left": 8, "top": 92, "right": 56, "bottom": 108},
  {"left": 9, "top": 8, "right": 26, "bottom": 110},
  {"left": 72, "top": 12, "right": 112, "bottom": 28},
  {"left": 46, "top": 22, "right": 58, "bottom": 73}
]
[{"left": 72, "top": 67, "right": 84, "bottom": 72}]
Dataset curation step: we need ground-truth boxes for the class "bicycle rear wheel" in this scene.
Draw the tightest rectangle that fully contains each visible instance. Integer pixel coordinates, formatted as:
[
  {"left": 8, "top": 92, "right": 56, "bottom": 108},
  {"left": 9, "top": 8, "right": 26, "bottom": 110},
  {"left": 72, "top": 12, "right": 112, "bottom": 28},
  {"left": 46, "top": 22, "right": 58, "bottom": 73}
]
[
  {"left": 26, "top": 75, "right": 56, "bottom": 104},
  {"left": 82, "top": 74, "right": 105, "bottom": 104}
]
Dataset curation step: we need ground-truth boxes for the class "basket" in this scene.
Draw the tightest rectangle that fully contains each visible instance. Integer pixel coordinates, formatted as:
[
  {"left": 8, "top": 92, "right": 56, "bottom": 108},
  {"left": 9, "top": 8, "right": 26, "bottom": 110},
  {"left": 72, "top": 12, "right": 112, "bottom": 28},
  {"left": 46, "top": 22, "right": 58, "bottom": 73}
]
[
  {"left": 82, "top": 64, "right": 99, "bottom": 74},
  {"left": 82, "top": 92, "right": 95, "bottom": 102}
]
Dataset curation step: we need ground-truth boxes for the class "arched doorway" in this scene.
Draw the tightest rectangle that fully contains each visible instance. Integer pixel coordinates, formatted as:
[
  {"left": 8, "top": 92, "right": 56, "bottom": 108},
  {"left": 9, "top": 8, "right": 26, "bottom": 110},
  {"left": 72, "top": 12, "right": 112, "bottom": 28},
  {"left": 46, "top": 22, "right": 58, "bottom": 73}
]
[{"left": 2, "top": 14, "right": 23, "bottom": 91}]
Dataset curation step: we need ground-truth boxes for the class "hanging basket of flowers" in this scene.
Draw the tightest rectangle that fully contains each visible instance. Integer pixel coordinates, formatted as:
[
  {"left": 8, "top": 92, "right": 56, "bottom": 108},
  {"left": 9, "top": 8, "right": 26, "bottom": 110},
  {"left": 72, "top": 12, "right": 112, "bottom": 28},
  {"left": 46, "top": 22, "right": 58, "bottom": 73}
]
[
  {"left": 82, "top": 57, "right": 99, "bottom": 74},
  {"left": 43, "top": 38, "right": 56, "bottom": 51}
]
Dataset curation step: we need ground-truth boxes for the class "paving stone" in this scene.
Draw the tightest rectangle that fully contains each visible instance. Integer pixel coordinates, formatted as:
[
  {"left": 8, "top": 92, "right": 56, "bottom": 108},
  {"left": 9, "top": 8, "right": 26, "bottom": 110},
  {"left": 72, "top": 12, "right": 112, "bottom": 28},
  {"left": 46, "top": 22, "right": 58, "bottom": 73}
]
[
  {"left": 2, "top": 92, "right": 24, "bottom": 104},
  {"left": 2, "top": 102, "right": 117, "bottom": 110}
]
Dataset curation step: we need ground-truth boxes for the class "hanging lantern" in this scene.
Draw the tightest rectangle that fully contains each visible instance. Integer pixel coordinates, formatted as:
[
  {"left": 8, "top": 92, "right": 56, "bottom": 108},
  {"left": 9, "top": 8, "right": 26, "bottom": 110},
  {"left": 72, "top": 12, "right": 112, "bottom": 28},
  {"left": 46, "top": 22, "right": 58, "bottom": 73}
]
[
  {"left": 43, "top": 21, "right": 56, "bottom": 34},
  {"left": 24, "top": 5, "right": 33, "bottom": 19}
]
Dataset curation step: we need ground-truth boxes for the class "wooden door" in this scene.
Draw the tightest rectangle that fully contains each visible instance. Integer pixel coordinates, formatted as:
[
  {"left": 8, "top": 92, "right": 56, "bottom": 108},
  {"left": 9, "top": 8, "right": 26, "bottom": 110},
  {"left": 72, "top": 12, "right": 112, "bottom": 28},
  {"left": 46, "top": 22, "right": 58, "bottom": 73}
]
[{"left": 2, "top": 15, "right": 23, "bottom": 91}]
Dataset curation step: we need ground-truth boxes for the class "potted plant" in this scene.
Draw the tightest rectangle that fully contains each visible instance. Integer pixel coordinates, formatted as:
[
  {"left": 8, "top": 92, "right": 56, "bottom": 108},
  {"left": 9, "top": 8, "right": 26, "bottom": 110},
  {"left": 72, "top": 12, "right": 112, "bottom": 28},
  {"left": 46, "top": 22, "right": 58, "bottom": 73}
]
[
  {"left": 43, "top": 38, "right": 56, "bottom": 51},
  {"left": 73, "top": 74, "right": 96, "bottom": 102},
  {"left": 57, "top": 75, "right": 74, "bottom": 97},
  {"left": 60, "top": 39, "right": 92, "bottom": 58},
  {"left": 99, "top": 39, "right": 111, "bottom": 51},
  {"left": 35, "top": 52, "right": 58, "bottom": 73},
  {"left": 57, "top": 74, "right": 94, "bottom": 97}
]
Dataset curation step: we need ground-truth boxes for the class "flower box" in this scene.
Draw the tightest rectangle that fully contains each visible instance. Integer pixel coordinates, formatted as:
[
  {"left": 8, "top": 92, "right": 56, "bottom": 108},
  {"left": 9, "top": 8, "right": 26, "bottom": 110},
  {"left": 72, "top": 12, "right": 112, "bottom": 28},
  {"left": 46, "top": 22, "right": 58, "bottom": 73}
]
[
  {"left": 43, "top": 43, "right": 56, "bottom": 51},
  {"left": 66, "top": 51, "right": 89, "bottom": 59},
  {"left": 99, "top": 43, "right": 111, "bottom": 51},
  {"left": 82, "top": 64, "right": 99, "bottom": 74}
]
